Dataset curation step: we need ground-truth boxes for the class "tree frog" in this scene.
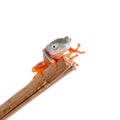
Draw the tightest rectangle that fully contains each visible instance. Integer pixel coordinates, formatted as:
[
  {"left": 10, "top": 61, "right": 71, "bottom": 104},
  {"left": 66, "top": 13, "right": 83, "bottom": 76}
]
[{"left": 32, "top": 36, "right": 84, "bottom": 78}]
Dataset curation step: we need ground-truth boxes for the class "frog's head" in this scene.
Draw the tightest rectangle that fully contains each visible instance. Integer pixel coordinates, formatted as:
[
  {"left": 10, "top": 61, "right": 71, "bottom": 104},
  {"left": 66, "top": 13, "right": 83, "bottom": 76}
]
[{"left": 45, "top": 36, "right": 71, "bottom": 58}]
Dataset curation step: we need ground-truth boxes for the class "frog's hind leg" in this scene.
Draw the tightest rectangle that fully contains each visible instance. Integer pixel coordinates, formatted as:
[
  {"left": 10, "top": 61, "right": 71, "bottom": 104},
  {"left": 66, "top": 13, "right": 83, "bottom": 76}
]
[
  {"left": 32, "top": 61, "right": 48, "bottom": 79},
  {"left": 70, "top": 54, "right": 78, "bottom": 59},
  {"left": 70, "top": 54, "right": 79, "bottom": 66}
]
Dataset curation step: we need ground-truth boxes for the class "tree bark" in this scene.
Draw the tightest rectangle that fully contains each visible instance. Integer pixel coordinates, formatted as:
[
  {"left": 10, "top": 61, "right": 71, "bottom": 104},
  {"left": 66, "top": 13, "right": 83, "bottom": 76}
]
[{"left": 0, "top": 59, "right": 76, "bottom": 120}]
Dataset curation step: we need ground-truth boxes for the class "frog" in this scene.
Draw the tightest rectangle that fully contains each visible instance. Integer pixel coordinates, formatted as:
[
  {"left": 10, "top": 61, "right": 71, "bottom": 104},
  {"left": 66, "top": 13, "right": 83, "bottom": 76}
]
[{"left": 32, "top": 36, "right": 84, "bottom": 78}]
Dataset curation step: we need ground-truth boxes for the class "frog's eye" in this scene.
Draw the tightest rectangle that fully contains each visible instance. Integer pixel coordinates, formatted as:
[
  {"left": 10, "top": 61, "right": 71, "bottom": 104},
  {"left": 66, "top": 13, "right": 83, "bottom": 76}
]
[{"left": 52, "top": 44, "right": 58, "bottom": 50}]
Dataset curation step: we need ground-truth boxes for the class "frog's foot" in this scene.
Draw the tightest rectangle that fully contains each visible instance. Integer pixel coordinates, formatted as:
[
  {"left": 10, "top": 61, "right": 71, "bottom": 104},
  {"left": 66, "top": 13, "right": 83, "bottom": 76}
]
[
  {"left": 52, "top": 57, "right": 64, "bottom": 67},
  {"left": 63, "top": 53, "right": 79, "bottom": 67},
  {"left": 32, "top": 61, "right": 48, "bottom": 79},
  {"left": 69, "top": 54, "right": 79, "bottom": 67},
  {"left": 33, "top": 72, "right": 42, "bottom": 79},
  {"left": 52, "top": 59, "right": 57, "bottom": 67},
  {"left": 78, "top": 51, "right": 85, "bottom": 54},
  {"left": 70, "top": 54, "right": 78, "bottom": 60},
  {"left": 58, "top": 57, "right": 64, "bottom": 61},
  {"left": 69, "top": 43, "right": 85, "bottom": 54},
  {"left": 73, "top": 62, "right": 79, "bottom": 66}
]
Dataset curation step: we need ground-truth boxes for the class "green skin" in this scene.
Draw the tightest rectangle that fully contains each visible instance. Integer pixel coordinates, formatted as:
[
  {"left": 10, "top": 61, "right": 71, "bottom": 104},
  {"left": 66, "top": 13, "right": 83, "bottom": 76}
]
[
  {"left": 43, "top": 36, "right": 71, "bottom": 63},
  {"left": 32, "top": 36, "right": 84, "bottom": 78}
]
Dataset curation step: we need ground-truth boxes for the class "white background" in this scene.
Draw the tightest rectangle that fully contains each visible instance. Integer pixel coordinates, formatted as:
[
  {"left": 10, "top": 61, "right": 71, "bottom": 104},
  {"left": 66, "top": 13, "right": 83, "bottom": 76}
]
[{"left": 0, "top": 0, "right": 120, "bottom": 120}]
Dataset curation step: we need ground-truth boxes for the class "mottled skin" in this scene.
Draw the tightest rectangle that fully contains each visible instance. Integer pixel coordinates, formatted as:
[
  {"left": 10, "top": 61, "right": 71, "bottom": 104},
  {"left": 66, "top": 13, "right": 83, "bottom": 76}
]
[{"left": 32, "top": 37, "right": 84, "bottom": 78}]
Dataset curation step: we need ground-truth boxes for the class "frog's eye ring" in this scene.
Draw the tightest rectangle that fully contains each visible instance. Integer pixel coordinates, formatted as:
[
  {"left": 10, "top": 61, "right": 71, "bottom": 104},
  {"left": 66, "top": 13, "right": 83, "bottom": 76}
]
[{"left": 52, "top": 44, "right": 58, "bottom": 50}]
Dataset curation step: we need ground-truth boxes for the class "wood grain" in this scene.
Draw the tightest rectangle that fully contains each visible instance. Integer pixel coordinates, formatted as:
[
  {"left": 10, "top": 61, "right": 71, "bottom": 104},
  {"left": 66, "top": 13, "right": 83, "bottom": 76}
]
[{"left": 0, "top": 59, "right": 76, "bottom": 120}]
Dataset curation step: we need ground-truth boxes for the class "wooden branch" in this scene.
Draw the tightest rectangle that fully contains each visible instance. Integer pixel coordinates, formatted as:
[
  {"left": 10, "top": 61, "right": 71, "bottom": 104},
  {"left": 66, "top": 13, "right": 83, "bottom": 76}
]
[{"left": 0, "top": 59, "right": 76, "bottom": 120}]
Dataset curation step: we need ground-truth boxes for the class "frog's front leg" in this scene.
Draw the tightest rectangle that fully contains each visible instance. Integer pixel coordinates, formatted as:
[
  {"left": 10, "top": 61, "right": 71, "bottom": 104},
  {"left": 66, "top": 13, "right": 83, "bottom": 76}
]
[
  {"left": 51, "top": 59, "right": 58, "bottom": 67},
  {"left": 69, "top": 43, "right": 85, "bottom": 54}
]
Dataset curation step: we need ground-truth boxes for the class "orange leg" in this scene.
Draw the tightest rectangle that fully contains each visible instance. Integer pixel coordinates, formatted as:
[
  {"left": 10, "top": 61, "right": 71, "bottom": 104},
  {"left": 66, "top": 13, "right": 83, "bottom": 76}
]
[
  {"left": 33, "top": 72, "right": 42, "bottom": 79},
  {"left": 69, "top": 54, "right": 79, "bottom": 66},
  {"left": 69, "top": 43, "right": 85, "bottom": 54},
  {"left": 68, "top": 44, "right": 85, "bottom": 67},
  {"left": 32, "top": 61, "right": 48, "bottom": 79},
  {"left": 52, "top": 59, "right": 57, "bottom": 67},
  {"left": 58, "top": 56, "right": 64, "bottom": 61},
  {"left": 52, "top": 57, "right": 64, "bottom": 67},
  {"left": 70, "top": 54, "right": 78, "bottom": 59}
]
